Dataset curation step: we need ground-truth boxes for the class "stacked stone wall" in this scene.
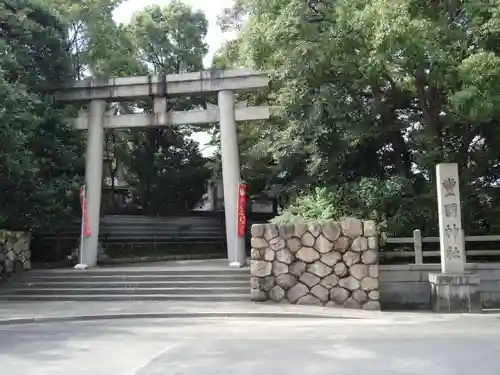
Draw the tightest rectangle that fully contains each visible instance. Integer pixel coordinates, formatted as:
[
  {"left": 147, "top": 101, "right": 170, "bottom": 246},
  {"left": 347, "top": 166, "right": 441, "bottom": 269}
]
[
  {"left": 0, "top": 231, "right": 31, "bottom": 279},
  {"left": 250, "top": 218, "right": 380, "bottom": 310}
]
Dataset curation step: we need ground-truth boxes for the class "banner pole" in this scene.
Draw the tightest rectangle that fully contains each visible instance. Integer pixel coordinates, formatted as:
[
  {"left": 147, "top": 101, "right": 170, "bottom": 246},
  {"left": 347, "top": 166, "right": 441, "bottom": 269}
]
[{"left": 79, "top": 185, "right": 85, "bottom": 265}]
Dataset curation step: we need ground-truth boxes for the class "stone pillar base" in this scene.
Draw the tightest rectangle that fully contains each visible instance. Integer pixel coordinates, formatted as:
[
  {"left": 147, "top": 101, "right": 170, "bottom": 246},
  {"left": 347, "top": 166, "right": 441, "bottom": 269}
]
[{"left": 428, "top": 273, "right": 482, "bottom": 313}]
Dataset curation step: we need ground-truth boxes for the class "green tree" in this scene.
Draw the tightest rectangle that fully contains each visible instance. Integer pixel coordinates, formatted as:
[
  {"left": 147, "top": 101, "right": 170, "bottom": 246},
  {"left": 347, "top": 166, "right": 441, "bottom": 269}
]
[
  {"left": 119, "top": 1, "right": 211, "bottom": 215},
  {"left": 0, "top": 0, "right": 85, "bottom": 231},
  {"left": 214, "top": 0, "right": 500, "bottom": 235}
]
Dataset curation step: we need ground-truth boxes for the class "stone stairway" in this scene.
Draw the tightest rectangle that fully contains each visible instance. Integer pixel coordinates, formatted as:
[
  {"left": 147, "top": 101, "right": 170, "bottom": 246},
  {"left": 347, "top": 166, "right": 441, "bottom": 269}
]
[{"left": 0, "top": 265, "right": 250, "bottom": 302}]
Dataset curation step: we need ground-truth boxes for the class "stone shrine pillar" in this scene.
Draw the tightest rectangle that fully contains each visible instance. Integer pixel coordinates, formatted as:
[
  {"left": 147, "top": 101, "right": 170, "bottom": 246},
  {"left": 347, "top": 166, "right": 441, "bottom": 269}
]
[
  {"left": 80, "top": 99, "right": 106, "bottom": 267},
  {"left": 218, "top": 90, "right": 246, "bottom": 267},
  {"left": 429, "top": 163, "right": 481, "bottom": 313}
]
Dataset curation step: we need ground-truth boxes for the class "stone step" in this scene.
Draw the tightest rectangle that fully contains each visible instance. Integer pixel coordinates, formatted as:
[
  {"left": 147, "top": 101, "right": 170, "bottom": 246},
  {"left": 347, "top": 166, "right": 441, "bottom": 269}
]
[
  {"left": 0, "top": 287, "right": 249, "bottom": 296},
  {"left": 5, "top": 280, "right": 250, "bottom": 289},
  {"left": 0, "top": 263, "right": 251, "bottom": 302},
  {"left": 0, "top": 294, "right": 250, "bottom": 302},
  {"left": 10, "top": 275, "right": 250, "bottom": 283},
  {"left": 24, "top": 269, "right": 249, "bottom": 277}
]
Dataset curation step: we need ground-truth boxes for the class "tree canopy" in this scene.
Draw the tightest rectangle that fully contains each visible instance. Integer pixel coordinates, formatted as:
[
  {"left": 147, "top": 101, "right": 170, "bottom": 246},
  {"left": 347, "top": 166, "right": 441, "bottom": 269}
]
[
  {"left": 5, "top": 0, "right": 500, "bottom": 239},
  {"left": 213, "top": 0, "right": 500, "bottom": 235},
  {"left": 0, "top": 0, "right": 84, "bottom": 231}
]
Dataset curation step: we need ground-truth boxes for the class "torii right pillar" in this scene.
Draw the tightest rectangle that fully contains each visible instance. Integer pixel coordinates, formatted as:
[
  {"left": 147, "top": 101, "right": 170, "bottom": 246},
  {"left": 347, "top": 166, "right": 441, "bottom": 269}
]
[
  {"left": 429, "top": 163, "right": 482, "bottom": 313},
  {"left": 218, "top": 90, "right": 246, "bottom": 267}
]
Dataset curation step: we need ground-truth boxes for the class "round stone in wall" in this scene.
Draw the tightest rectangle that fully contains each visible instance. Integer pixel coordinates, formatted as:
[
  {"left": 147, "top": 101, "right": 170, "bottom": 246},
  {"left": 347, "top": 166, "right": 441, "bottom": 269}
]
[
  {"left": 276, "top": 249, "right": 294, "bottom": 265},
  {"left": 272, "top": 261, "right": 289, "bottom": 276},
  {"left": 250, "top": 276, "right": 260, "bottom": 290},
  {"left": 351, "top": 237, "right": 368, "bottom": 252},
  {"left": 251, "top": 237, "right": 268, "bottom": 249},
  {"left": 368, "top": 290, "right": 379, "bottom": 301},
  {"left": 349, "top": 264, "right": 369, "bottom": 280},
  {"left": 320, "top": 274, "right": 339, "bottom": 289},
  {"left": 322, "top": 221, "right": 341, "bottom": 242},
  {"left": 287, "top": 237, "right": 302, "bottom": 252},
  {"left": 368, "top": 236, "right": 378, "bottom": 250},
  {"left": 294, "top": 223, "right": 308, "bottom": 238},
  {"left": 250, "top": 289, "right": 267, "bottom": 301},
  {"left": 363, "top": 220, "right": 377, "bottom": 237},
  {"left": 314, "top": 235, "right": 334, "bottom": 254},
  {"left": 362, "top": 301, "right": 381, "bottom": 311},
  {"left": 299, "top": 272, "right": 321, "bottom": 288},
  {"left": 297, "top": 294, "right": 323, "bottom": 306},
  {"left": 296, "top": 247, "right": 320, "bottom": 263},
  {"left": 325, "top": 301, "right": 341, "bottom": 308},
  {"left": 329, "top": 287, "right": 349, "bottom": 304},
  {"left": 343, "top": 251, "right": 361, "bottom": 267},
  {"left": 269, "top": 285, "right": 286, "bottom": 302},
  {"left": 334, "top": 237, "right": 350, "bottom": 253},
  {"left": 251, "top": 224, "right": 265, "bottom": 238},
  {"left": 251, "top": 248, "right": 262, "bottom": 260},
  {"left": 276, "top": 273, "right": 297, "bottom": 290},
  {"left": 251, "top": 260, "right": 272, "bottom": 277},
  {"left": 362, "top": 250, "right": 378, "bottom": 265},
  {"left": 320, "top": 252, "right": 342, "bottom": 267},
  {"left": 369, "top": 265, "right": 379, "bottom": 278},
  {"left": 352, "top": 289, "right": 368, "bottom": 304},
  {"left": 289, "top": 260, "right": 307, "bottom": 277},
  {"left": 341, "top": 217, "right": 363, "bottom": 238},
  {"left": 264, "top": 248, "right": 275, "bottom": 262},
  {"left": 308, "top": 223, "right": 322, "bottom": 237},
  {"left": 310, "top": 284, "right": 329, "bottom": 302},
  {"left": 301, "top": 232, "right": 315, "bottom": 247},
  {"left": 338, "top": 276, "right": 360, "bottom": 291},
  {"left": 307, "top": 261, "right": 333, "bottom": 278},
  {"left": 278, "top": 224, "right": 295, "bottom": 239},
  {"left": 261, "top": 275, "right": 276, "bottom": 291},
  {"left": 270, "top": 236, "right": 286, "bottom": 251},
  {"left": 334, "top": 262, "right": 348, "bottom": 277},
  {"left": 264, "top": 224, "right": 279, "bottom": 240},
  {"left": 287, "top": 283, "right": 309, "bottom": 303},
  {"left": 343, "top": 297, "right": 361, "bottom": 309},
  {"left": 361, "top": 277, "right": 379, "bottom": 291}
]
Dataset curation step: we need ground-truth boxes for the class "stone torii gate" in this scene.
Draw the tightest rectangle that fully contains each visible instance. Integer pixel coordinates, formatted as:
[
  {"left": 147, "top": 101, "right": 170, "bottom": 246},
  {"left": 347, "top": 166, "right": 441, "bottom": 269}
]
[{"left": 54, "top": 69, "right": 270, "bottom": 268}]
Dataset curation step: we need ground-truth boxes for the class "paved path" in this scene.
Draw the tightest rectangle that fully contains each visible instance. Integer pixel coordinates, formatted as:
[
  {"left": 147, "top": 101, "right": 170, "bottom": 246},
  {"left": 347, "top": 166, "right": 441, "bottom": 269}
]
[
  {"left": 1, "top": 313, "right": 500, "bottom": 374},
  {"left": 0, "top": 300, "right": 491, "bottom": 325},
  {"left": 0, "top": 301, "right": 380, "bottom": 323}
]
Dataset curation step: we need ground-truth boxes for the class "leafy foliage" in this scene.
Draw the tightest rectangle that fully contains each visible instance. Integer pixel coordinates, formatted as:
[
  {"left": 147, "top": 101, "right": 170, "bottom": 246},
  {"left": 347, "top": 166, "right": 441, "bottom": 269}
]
[
  {"left": 116, "top": 2, "right": 211, "bottom": 215},
  {"left": 273, "top": 177, "right": 434, "bottom": 236},
  {"left": 214, "top": 0, "right": 500, "bottom": 235},
  {"left": 0, "top": 0, "right": 84, "bottom": 231}
]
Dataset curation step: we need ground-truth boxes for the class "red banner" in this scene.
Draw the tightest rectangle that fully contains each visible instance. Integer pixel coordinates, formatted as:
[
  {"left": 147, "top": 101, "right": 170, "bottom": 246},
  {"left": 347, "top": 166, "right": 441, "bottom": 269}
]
[
  {"left": 237, "top": 183, "right": 247, "bottom": 237},
  {"left": 80, "top": 186, "right": 91, "bottom": 237}
]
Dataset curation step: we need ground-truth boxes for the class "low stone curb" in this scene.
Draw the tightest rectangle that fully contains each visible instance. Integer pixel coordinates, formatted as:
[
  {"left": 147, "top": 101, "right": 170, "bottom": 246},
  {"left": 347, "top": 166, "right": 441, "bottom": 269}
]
[{"left": 0, "top": 311, "right": 363, "bottom": 326}]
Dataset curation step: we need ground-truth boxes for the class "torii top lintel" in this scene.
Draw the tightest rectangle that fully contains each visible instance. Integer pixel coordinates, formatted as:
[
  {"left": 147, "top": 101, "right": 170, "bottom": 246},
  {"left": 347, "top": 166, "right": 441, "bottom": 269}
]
[{"left": 54, "top": 68, "right": 270, "bottom": 102}]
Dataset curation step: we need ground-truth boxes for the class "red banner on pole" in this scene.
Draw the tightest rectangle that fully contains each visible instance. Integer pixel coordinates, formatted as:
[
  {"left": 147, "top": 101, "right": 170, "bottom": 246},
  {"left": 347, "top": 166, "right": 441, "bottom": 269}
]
[
  {"left": 237, "top": 183, "right": 247, "bottom": 237},
  {"left": 80, "top": 186, "right": 91, "bottom": 237}
]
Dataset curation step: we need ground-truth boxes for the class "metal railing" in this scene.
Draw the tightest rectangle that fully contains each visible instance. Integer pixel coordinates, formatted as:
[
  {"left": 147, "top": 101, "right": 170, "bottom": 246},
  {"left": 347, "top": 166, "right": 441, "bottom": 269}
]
[{"left": 383, "top": 229, "right": 500, "bottom": 264}]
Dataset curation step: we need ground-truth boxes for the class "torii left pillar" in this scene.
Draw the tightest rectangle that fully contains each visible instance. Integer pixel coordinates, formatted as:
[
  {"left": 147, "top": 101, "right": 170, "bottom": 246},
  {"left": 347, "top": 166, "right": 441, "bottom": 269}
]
[{"left": 81, "top": 99, "right": 106, "bottom": 267}]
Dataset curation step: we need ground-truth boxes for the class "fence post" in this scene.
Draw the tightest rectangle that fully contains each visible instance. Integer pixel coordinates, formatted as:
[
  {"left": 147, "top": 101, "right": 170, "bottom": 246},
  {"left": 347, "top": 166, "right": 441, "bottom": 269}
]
[{"left": 413, "top": 229, "right": 423, "bottom": 264}]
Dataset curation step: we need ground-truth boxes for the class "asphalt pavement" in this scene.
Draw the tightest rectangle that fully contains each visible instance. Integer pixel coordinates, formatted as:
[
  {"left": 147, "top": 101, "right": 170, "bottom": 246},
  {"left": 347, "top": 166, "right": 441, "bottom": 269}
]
[{"left": 1, "top": 312, "right": 499, "bottom": 374}]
